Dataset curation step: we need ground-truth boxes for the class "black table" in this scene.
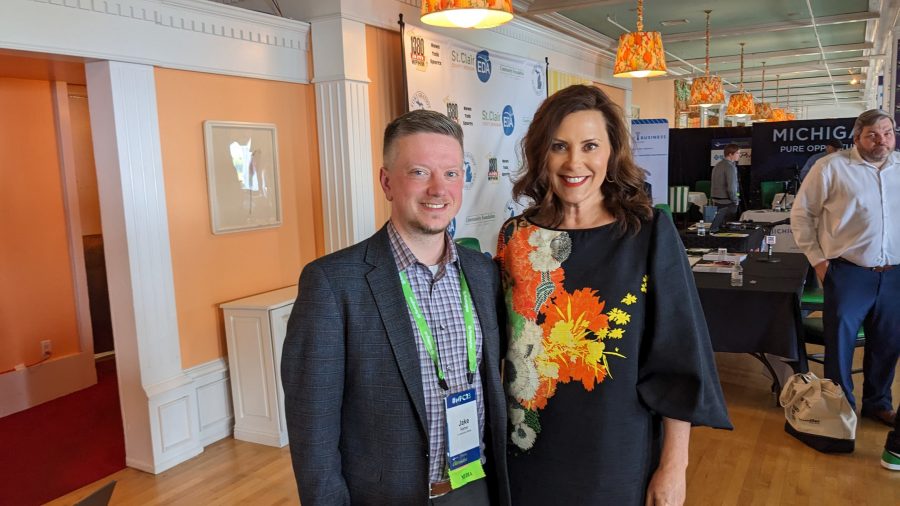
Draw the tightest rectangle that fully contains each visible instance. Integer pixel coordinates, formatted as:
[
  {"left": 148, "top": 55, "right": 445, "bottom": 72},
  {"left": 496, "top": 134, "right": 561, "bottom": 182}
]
[
  {"left": 693, "top": 252, "right": 809, "bottom": 394},
  {"left": 680, "top": 226, "right": 766, "bottom": 252}
]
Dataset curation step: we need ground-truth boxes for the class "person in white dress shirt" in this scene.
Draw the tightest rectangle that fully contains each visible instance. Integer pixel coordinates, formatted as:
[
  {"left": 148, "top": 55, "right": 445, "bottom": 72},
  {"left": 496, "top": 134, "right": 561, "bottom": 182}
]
[{"left": 791, "top": 109, "right": 900, "bottom": 427}]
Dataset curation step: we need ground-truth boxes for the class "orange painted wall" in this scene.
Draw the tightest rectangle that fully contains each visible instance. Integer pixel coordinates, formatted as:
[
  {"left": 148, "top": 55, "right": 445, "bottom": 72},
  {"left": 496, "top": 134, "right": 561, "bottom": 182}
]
[
  {"left": 0, "top": 77, "right": 81, "bottom": 370},
  {"left": 366, "top": 25, "right": 404, "bottom": 227},
  {"left": 67, "top": 85, "right": 101, "bottom": 236},
  {"left": 155, "top": 68, "right": 323, "bottom": 368}
]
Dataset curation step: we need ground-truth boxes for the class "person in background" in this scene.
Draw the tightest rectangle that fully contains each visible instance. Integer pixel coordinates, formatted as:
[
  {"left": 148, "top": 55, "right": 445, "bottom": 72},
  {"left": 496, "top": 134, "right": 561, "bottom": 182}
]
[
  {"left": 710, "top": 143, "right": 741, "bottom": 222},
  {"left": 497, "top": 84, "right": 731, "bottom": 506},
  {"left": 791, "top": 109, "right": 900, "bottom": 427},
  {"left": 799, "top": 138, "right": 843, "bottom": 182},
  {"left": 281, "top": 109, "right": 510, "bottom": 505},
  {"left": 883, "top": 402, "right": 900, "bottom": 470}
]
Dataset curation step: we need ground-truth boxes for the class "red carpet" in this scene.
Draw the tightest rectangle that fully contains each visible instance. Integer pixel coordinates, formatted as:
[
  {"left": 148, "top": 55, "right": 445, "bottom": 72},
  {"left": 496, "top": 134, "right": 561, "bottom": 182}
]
[{"left": 0, "top": 359, "right": 125, "bottom": 505}]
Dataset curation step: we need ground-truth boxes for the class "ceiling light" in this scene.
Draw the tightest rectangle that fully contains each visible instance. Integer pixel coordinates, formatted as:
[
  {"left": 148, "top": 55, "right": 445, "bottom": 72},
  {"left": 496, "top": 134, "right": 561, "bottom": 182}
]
[
  {"left": 726, "top": 43, "right": 755, "bottom": 117},
  {"left": 660, "top": 19, "right": 689, "bottom": 26},
  {"left": 420, "top": 0, "right": 514, "bottom": 29},
  {"left": 613, "top": 0, "right": 667, "bottom": 78},
  {"left": 689, "top": 10, "right": 725, "bottom": 107}
]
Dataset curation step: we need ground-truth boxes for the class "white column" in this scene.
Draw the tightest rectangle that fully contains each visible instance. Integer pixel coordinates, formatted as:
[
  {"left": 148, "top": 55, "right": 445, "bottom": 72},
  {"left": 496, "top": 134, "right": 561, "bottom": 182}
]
[
  {"left": 311, "top": 16, "right": 377, "bottom": 252},
  {"left": 86, "top": 61, "right": 201, "bottom": 473}
]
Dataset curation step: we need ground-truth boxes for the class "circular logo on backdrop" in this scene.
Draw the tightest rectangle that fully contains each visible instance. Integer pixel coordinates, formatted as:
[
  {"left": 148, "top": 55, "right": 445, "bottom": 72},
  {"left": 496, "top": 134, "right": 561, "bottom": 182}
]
[
  {"left": 531, "top": 63, "right": 545, "bottom": 95},
  {"left": 448, "top": 217, "right": 457, "bottom": 238},
  {"left": 410, "top": 91, "right": 430, "bottom": 110},
  {"left": 476, "top": 50, "right": 492, "bottom": 83},
  {"left": 463, "top": 152, "right": 477, "bottom": 190},
  {"left": 502, "top": 105, "right": 515, "bottom": 136}
]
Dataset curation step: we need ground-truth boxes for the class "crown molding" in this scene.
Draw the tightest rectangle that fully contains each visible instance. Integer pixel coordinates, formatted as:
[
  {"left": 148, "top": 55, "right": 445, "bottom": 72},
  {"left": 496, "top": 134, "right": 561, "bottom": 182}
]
[{"left": 1, "top": 0, "right": 310, "bottom": 83}]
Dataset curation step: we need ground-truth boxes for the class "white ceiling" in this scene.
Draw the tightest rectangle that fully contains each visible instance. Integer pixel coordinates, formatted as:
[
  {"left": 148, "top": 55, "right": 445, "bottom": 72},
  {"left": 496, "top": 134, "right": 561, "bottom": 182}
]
[{"left": 210, "top": 0, "right": 900, "bottom": 111}]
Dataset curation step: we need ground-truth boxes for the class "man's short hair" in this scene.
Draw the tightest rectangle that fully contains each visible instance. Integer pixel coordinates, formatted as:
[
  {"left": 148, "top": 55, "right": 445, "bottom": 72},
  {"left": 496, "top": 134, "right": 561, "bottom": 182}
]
[
  {"left": 851, "top": 109, "right": 896, "bottom": 138},
  {"left": 825, "top": 139, "right": 843, "bottom": 150},
  {"left": 723, "top": 144, "right": 740, "bottom": 157},
  {"left": 383, "top": 109, "right": 463, "bottom": 167}
]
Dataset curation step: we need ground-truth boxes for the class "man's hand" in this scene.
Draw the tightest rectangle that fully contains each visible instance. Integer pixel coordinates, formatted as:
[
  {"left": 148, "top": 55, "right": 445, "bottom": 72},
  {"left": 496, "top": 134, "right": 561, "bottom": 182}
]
[{"left": 814, "top": 260, "right": 828, "bottom": 284}]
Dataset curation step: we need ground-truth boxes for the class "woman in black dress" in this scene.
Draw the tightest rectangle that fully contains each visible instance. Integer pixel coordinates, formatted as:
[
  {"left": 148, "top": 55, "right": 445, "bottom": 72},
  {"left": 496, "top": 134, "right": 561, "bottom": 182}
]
[{"left": 497, "top": 85, "right": 731, "bottom": 505}]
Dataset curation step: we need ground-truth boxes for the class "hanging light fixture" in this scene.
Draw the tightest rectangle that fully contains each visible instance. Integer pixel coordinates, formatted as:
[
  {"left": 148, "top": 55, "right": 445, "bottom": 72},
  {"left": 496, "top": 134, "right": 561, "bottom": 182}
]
[
  {"left": 613, "top": 0, "right": 667, "bottom": 78},
  {"left": 420, "top": 0, "right": 514, "bottom": 29},
  {"left": 726, "top": 42, "right": 755, "bottom": 117},
  {"left": 753, "top": 62, "right": 773, "bottom": 121},
  {"left": 770, "top": 75, "right": 787, "bottom": 121},
  {"left": 785, "top": 85, "right": 796, "bottom": 120},
  {"left": 689, "top": 10, "right": 725, "bottom": 107}
]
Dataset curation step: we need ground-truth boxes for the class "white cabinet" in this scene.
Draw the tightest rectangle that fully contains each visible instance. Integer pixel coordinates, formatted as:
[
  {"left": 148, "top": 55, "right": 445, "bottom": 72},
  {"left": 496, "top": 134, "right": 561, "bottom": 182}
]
[{"left": 220, "top": 286, "right": 297, "bottom": 447}]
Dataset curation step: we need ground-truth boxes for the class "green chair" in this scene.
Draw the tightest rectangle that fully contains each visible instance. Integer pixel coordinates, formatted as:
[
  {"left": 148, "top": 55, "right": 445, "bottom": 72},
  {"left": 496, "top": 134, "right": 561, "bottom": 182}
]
[
  {"left": 800, "top": 286, "right": 824, "bottom": 311},
  {"left": 694, "top": 180, "right": 711, "bottom": 198},
  {"left": 654, "top": 203, "right": 673, "bottom": 219},
  {"left": 801, "top": 316, "right": 865, "bottom": 375},
  {"left": 454, "top": 237, "right": 482, "bottom": 252},
  {"left": 760, "top": 181, "right": 786, "bottom": 208}
]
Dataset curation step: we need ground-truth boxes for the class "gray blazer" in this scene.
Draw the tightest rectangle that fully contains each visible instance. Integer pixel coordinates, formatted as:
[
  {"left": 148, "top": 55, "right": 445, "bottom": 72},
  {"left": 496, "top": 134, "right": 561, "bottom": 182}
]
[{"left": 281, "top": 225, "right": 510, "bottom": 505}]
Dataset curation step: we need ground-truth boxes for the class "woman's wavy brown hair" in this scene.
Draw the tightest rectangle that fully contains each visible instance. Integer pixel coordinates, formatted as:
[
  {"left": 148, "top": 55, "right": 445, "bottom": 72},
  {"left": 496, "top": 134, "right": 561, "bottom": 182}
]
[{"left": 513, "top": 84, "right": 653, "bottom": 234}]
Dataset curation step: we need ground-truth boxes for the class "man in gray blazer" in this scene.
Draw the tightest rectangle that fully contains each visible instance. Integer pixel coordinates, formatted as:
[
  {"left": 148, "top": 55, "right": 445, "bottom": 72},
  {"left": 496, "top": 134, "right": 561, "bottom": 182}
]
[{"left": 282, "top": 109, "right": 509, "bottom": 505}]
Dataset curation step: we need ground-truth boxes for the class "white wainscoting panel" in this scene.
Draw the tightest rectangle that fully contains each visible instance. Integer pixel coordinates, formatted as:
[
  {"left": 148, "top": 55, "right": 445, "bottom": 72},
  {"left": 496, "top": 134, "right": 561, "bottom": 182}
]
[{"left": 187, "top": 358, "right": 233, "bottom": 447}]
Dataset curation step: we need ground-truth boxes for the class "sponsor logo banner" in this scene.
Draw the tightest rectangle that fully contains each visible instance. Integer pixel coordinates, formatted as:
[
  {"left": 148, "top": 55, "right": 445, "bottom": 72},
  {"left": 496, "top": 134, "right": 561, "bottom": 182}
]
[{"left": 404, "top": 28, "right": 546, "bottom": 254}]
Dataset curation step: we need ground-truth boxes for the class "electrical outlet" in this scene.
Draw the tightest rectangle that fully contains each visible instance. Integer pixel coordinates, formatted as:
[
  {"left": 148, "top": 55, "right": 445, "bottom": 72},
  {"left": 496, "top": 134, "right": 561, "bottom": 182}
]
[{"left": 41, "top": 340, "right": 52, "bottom": 358}]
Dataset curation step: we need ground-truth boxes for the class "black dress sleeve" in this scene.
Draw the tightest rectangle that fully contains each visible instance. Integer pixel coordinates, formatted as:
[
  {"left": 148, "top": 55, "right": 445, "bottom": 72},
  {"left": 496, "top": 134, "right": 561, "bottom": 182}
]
[{"left": 636, "top": 210, "right": 733, "bottom": 429}]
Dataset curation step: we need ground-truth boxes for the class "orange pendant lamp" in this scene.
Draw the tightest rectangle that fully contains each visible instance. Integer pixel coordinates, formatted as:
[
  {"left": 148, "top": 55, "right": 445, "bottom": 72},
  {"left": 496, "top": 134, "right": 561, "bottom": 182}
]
[
  {"left": 420, "top": 0, "right": 514, "bottom": 29},
  {"left": 613, "top": 0, "right": 667, "bottom": 78},
  {"left": 689, "top": 10, "right": 725, "bottom": 107},
  {"left": 726, "top": 43, "right": 755, "bottom": 117},
  {"left": 770, "top": 75, "right": 787, "bottom": 121},
  {"left": 753, "top": 61, "right": 773, "bottom": 121}
]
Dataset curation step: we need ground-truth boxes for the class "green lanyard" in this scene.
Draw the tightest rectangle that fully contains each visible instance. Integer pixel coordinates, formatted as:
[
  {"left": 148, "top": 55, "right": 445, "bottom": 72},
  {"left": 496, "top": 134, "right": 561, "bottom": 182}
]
[{"left": 399, "top": 269, "right": 477, "bottom": 391}]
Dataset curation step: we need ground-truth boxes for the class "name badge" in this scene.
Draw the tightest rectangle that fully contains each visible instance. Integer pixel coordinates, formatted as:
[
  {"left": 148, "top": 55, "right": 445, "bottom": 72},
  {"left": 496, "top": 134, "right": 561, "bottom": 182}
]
[{"left": 445, "top": 388, "right": 485, "bottom": 489}]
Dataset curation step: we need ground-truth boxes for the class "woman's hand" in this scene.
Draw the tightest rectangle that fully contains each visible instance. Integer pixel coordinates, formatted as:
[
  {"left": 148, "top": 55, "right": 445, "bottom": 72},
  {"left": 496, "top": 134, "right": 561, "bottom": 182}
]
[
  {"left": 646, "top": 461, "right": 686, "bottom": 506},
  {"left": 645, "top": 418, "right": 690, "bottom": 506}
]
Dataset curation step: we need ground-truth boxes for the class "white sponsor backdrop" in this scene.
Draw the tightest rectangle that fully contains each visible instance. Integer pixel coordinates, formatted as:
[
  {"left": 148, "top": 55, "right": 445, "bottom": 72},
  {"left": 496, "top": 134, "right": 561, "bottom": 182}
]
[
  {"left": 404, "top": 26, "right": 546, "bottom": 255},
  {"left": 631, "top": 119, "right": 669, "bottom": 205}
]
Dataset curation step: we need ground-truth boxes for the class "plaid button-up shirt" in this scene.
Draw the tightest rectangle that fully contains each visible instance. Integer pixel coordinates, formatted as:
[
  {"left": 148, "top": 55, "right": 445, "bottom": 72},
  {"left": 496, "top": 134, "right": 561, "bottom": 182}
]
[{"left": 387, "top": 222, "right": 486, "bottom": 484}]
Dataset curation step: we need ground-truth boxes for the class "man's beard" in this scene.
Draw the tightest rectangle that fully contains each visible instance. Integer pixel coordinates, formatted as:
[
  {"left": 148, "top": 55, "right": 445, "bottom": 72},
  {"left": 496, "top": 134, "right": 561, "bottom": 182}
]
[
  {"left": 411, "top": 220, "right": 448, "bottom": 236},
  {"left": 858, "top": 144, "right": 892, "bottom": 163}
]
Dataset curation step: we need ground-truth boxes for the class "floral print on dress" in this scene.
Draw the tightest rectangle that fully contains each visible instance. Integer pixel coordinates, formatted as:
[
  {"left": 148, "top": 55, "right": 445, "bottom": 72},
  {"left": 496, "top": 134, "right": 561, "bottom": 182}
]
[{"left": 498, "top": 218, "right": 644, "bottom": 452}]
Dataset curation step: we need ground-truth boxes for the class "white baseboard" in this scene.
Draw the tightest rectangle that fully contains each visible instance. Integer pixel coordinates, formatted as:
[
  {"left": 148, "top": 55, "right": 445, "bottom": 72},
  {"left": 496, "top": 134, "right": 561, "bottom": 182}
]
[
  {"left": 0, "top": 351, "right": 97, "bottom": 418},
  {"left": 233, "top": 427, "right": 288, "bottom": 448}
]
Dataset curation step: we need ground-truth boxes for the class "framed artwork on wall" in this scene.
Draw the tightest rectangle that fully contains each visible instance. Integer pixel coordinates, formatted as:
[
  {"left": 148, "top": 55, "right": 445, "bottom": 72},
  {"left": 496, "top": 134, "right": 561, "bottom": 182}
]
[{"left": 203, "top": 121, "right": 282, "bottom": 234}]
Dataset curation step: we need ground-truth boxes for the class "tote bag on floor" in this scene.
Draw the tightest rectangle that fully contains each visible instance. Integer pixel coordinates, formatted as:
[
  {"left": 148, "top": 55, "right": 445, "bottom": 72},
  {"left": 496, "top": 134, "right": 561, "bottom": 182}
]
[{"left": 779, "top": 372, "right": 856, "bottom": 453}]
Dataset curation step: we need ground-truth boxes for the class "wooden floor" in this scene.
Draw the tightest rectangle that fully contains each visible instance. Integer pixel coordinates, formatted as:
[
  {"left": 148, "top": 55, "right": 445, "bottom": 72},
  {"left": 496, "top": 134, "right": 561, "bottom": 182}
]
[{"left": 50, "top": 352, "right": 900, "bottom": 506}]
